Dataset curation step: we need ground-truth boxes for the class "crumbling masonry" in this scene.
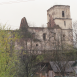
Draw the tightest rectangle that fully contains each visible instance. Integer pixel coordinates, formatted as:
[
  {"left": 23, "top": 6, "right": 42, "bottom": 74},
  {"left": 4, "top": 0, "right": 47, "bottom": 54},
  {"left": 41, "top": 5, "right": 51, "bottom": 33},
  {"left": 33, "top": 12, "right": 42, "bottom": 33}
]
[{"left": 15, "top": 5, "right": 73, "bottom": 54}]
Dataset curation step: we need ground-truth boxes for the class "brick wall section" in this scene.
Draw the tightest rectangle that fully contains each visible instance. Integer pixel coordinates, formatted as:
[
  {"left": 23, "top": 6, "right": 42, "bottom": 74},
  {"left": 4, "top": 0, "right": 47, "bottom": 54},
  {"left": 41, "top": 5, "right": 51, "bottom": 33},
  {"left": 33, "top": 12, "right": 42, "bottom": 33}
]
[
  {"left": 20, "top": 17, "right": 29, "bottom": 29},
  {"left": 47, "top": 15, "right": 56, "bottom": 28}
]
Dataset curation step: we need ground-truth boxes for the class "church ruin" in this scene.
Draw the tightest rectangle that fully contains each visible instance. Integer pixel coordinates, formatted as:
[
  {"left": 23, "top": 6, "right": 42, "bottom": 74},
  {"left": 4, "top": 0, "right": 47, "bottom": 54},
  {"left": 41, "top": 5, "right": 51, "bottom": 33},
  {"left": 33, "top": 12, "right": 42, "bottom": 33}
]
[{"left": 15, "top": 5, "right": 73, "bottom": 54}]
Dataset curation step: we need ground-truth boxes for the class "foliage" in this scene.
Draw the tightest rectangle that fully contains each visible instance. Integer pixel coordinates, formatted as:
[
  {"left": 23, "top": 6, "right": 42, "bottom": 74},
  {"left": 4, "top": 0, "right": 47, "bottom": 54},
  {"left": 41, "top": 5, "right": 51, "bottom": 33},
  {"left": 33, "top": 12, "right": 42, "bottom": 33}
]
[
  {"left": 63, "top": 46, "right": 77, "bottom": 61},
  {"left": 19, "top": 26, "right": 32, "bottom": 39},
  {"left": 15, "top": 51, "right": 40, "bottom": 77},
  {"left": 36, "top": 55, "right": 44, "bottom": 62},
  {"left": 0, "top": 24, "right": 19, "bottom": 77}
]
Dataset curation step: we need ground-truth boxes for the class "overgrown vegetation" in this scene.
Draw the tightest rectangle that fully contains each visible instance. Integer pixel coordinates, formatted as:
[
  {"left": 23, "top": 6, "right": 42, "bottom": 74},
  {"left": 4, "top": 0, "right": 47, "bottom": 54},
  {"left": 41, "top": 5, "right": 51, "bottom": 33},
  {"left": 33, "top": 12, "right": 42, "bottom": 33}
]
[
  {"left": 0, "top": 21, "right": 77, "bottom": 77},
  {"left": 0, "top": 24, "right": 19, "bottom": 77}
]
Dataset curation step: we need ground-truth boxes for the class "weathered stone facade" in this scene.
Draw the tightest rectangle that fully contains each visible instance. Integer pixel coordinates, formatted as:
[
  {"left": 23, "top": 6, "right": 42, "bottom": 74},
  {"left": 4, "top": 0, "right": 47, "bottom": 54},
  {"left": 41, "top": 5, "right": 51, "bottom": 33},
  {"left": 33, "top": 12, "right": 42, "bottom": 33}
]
[
  {"left": 15, "top": 5, "right": 73, "bottom": 53},
  {"left": 47, "top": 5, "right": 72, "bottom": 29}
]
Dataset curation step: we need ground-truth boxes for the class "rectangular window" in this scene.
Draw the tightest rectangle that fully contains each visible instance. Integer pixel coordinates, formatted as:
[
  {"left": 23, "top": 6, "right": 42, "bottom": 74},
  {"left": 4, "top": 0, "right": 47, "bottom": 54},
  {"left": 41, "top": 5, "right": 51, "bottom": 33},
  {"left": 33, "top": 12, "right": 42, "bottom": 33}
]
[
  {"left": 43, "top": 33, "right": 46, "bottom": 40},
  {"left": 62, "top": 11, "right": 64, "bottom": 17},
  {"left": 64, "top": 21, "right": 66, "bottom": 26}
]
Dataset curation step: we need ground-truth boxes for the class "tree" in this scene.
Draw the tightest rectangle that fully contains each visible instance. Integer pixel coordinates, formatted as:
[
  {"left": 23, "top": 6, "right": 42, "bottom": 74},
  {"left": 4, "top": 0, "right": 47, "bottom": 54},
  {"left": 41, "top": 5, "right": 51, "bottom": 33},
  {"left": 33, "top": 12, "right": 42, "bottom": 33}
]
[
  {"left": 0, "top": 24, "right": 19, "bottom": 77},
  {"left": 73, "top": 21, "right": 77, "bottom": 48},
  {"left": 14, "top": 23, "right": 40, "bottom": 77}
]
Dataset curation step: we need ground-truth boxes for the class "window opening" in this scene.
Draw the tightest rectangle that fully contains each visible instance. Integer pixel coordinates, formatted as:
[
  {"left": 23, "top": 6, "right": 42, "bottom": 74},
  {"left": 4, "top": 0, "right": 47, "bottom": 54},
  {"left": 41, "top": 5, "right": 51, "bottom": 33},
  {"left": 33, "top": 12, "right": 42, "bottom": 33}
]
[
  {"left": 49, "top": 14, "right": 50, "bottom": 17},
  {"left": 63, "top": 34, "right": 65, "bottom": 40},
  {"left": 62, "top": 11, "right": 64, "bottom": 17},
  {"left": 64, "top": 21, "right": 66, "bottom": 26},
  {"left": 36, "top": 44, "right": 38, "bottom": 46},
  {"left": 43, "top": 33, "right": 46, "bottom": 40}
]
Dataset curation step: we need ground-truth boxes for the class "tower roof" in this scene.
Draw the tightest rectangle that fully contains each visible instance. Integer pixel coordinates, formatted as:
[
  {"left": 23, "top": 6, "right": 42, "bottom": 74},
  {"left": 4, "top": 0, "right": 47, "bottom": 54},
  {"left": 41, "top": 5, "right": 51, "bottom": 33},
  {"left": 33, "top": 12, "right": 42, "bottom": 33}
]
[{"left": 47, "top": 5, "right": 70, "bottom": 12}]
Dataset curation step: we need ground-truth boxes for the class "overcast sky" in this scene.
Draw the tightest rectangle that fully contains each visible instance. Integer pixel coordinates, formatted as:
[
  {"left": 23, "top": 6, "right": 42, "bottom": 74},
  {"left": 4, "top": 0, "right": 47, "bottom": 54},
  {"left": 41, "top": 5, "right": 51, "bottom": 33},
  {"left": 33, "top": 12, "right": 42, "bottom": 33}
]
[{"left": 0, "top": 0, "right": 77, "bottom": 29}]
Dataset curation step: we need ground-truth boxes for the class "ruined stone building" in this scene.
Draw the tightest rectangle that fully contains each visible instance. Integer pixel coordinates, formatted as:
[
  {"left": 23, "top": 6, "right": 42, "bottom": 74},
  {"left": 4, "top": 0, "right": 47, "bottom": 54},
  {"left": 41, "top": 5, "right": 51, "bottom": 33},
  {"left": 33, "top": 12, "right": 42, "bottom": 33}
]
[
  {"left": 14, "top": 5, "right": 73, "bottom": 77},
  {"left": 47, "top": 5, "right": 72, "bottom": 29},
  {"left": 15, "top": 5, "right": 73, "bottom": 53}
]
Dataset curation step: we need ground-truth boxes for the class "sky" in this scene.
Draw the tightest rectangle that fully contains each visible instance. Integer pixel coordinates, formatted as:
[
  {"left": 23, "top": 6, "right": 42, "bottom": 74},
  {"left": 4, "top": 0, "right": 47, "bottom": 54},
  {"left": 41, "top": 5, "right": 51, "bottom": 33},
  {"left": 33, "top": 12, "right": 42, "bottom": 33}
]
[{"left": 0, "top": 0, "right": 77, "bottom": 30}]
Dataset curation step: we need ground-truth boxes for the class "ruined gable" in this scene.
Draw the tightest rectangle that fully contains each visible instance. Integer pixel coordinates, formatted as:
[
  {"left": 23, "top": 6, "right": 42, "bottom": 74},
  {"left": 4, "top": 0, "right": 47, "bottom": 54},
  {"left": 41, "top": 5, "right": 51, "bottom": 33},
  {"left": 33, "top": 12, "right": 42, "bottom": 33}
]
[{"left": 20, "top": 17, "right": 29, "bottom": 29}]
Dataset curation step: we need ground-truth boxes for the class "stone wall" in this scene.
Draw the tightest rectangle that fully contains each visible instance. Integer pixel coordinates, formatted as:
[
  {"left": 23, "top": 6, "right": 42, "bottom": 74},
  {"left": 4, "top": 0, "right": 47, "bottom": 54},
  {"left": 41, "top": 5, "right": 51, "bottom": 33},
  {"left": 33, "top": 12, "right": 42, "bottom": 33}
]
[{"left": 47, "top": 5, "right": 72, "bottom": 29}]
